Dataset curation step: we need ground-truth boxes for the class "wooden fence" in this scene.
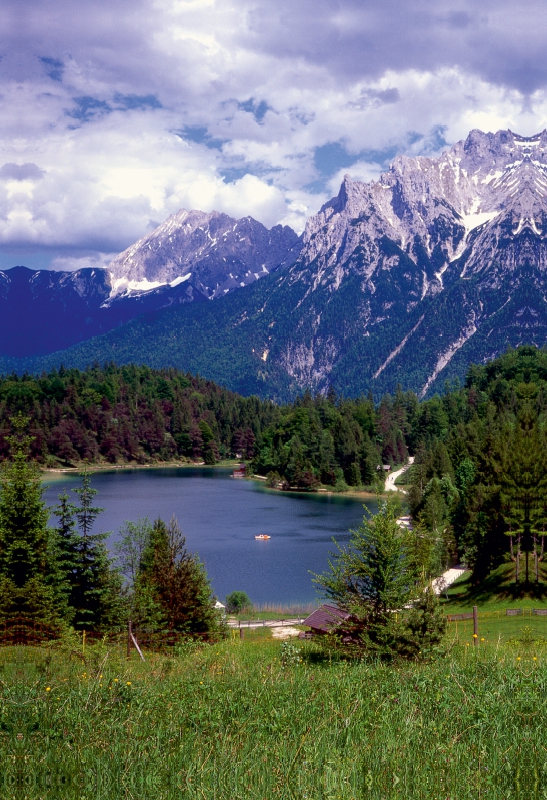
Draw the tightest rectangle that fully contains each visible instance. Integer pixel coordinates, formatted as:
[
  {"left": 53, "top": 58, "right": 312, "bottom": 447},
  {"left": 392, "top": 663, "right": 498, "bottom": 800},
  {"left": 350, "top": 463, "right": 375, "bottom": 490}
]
[{"left": 1, "top": 608, "right": 546, "bottom": 651}]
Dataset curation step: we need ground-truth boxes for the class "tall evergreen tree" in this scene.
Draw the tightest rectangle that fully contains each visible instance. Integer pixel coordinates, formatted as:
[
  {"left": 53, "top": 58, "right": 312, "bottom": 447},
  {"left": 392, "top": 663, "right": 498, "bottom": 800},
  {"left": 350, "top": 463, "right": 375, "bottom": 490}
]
[
  {"left": 137, "top": 516, "right": 224, "bottom": 636},
  {"left": 66, "top": 470, "right": 122, "bottom": 630},
  {"left": 0, "top": 416, "right": 67, "bottom": 624}
]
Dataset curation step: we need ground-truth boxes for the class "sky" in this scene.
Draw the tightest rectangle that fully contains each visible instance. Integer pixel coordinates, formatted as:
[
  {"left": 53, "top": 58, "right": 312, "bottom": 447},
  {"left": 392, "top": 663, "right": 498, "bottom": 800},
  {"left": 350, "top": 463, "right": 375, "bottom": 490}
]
[{"left": 2, "top": 0, "right": 547, "bottom": 271}]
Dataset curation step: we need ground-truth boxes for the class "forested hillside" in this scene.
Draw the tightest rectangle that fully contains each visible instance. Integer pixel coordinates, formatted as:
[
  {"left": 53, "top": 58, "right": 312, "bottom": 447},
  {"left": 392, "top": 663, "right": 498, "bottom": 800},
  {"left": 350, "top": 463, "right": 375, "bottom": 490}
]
[
  {"left": 407, "top": 346, "right": 547, "bottom": 583},
  {"left": 0, "top": 364, "right": 279, "bottom": 466},
  {"left": 0, "top": 363, "right": 415, "bottom": 487}
]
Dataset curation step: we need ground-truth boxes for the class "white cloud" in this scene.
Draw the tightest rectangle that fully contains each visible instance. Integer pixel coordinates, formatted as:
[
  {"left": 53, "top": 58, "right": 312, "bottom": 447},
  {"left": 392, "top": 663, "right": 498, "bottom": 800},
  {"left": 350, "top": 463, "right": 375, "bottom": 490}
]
[
  {"left": 49, "top": 252, "right": 118, "bottom": 271},
  {"left": 1, "top": 0, "right": 547, "bottom": 265}
]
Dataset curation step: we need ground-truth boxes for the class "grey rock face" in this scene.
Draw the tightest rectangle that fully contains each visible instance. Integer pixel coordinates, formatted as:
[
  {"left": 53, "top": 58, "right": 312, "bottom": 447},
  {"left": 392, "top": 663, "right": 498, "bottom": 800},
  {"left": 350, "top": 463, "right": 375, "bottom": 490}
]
[
  {"left": 9, "top": 129, "right": 547, "bottom": 400},
  {"left": 294, "top": 129, "right": 547, "bottom": 301},
  {"left": 269, "top": 129, "right": 547, "bottom": 396},
  {"left": 108, "top": 209, "right": 302, "bottom": 300}
]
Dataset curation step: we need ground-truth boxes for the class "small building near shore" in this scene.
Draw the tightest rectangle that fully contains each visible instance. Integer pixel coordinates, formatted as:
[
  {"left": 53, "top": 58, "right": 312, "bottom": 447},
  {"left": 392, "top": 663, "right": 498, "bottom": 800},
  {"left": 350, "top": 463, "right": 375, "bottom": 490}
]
[{"left": 300, "top": 604, "right": 351, "bottom": 638}]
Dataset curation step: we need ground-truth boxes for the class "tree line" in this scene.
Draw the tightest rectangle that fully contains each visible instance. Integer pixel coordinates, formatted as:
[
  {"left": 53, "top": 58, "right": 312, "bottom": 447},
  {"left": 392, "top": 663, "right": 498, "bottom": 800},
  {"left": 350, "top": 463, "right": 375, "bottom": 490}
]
[
  {"left": 0, "top": 363, "right": 427, "bottom": 489},
  {"left": 0, "top": 364, "right": 278, "bottom": 466}
]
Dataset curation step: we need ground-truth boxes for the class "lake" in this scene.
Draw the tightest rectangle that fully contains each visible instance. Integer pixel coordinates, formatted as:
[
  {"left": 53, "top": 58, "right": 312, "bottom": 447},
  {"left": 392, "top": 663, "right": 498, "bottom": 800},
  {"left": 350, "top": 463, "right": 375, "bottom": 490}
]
[{"left": 42, "top": 467, "right": 376, "bottom": 606}]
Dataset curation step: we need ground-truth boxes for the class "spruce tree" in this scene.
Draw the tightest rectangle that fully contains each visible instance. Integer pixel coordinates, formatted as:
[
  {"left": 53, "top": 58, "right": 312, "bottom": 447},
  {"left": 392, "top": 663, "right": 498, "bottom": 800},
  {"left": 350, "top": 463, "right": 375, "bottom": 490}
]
[
  {"left": 138, "top": 516, "right": 224, "bottom": 636},
  {"left": 68, "top": 469, "right": 122, "bottom": 630},
  {"left": 51, "top": 491, "right": 81, "bottom": 624},
  {"left": 0, "top": 416, "right": 68, "bottom": 625}
]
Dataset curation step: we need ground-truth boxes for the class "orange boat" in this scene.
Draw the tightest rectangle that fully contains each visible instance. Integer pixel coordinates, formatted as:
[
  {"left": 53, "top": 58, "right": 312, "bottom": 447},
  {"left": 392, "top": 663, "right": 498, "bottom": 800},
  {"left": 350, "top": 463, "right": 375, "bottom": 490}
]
[{"left": 255, "top": 534, "right": 271, "bottom": 540}]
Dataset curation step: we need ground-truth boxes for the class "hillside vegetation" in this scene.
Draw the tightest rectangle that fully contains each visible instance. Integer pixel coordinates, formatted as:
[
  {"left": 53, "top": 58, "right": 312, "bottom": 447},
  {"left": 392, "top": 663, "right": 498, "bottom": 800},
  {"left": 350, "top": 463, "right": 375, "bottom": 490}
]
[
  {"left": 0, "top": 364, "right": 278, "bottom": 466},
  {"left": 5, "top": 633, "right": 542, "bottom": 799},
  {"left": 407, "top": 345, "right": 547, "bottom": 585},
  {"left": 0, "top": 364, "right": 411, "bottom": 488}
]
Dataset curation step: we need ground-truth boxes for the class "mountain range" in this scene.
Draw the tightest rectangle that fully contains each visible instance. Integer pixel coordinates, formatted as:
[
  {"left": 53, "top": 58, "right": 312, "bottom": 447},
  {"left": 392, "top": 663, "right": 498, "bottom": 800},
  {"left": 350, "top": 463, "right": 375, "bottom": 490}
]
[
  {"left": 4, "top": 128, "right": 547, "bottom": 399},
  {"left": 1, "top": 214, "right": 300, "bottom": 358}
]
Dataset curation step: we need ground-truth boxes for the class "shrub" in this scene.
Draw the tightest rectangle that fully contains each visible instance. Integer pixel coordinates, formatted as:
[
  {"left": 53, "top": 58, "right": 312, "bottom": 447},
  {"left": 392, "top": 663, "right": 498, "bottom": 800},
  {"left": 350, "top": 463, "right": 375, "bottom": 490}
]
[{"left": 226, "top": 591, "right": 252, "bottom": 614}]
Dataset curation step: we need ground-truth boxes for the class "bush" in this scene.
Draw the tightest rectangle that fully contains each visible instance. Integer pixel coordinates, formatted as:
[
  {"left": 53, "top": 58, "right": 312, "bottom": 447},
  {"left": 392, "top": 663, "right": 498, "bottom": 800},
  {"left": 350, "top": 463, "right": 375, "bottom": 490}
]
[
  {"left": 280, "top": 640, "right": 302, "bottom": 668},
  {"left": 226, "top": 591, "right": 252, "bottom": 613}
]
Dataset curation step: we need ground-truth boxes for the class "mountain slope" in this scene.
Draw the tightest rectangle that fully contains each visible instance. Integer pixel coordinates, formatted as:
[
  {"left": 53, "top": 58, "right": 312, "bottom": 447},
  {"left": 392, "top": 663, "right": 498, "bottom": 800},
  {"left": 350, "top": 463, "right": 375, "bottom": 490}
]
[
  {"left": 0, "top": 265, "right": 207, "bottom": 358},
  {"left": 107, "top": 209, "right": 302, "bottom": 299},
  {"left": 0, "top": 211, "right": 301, "bottom": 358},
  {"left": 6, "top": 129, "right": 547, "bottom": 398}
]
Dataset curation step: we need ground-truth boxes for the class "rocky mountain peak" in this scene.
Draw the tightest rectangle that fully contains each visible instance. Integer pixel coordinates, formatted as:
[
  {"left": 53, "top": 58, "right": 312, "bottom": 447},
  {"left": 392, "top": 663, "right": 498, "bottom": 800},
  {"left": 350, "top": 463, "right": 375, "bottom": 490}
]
[{"left": 107, "top": 208, "right": 301, "bottom": 301}]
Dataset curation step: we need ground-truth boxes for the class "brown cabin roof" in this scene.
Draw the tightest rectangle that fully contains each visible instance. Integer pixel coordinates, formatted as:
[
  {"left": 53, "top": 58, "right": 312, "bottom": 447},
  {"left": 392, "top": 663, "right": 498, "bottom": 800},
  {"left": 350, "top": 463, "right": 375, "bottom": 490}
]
[{"left": 303, "top": 604, "right": 350, "bottom": 633}]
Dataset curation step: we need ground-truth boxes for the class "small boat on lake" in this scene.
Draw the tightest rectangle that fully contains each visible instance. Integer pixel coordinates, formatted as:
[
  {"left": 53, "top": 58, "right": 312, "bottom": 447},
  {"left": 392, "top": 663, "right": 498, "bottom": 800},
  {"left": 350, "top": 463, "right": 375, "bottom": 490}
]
[{"left": 255, "top": 534, "right": 271, "bottom": 540}]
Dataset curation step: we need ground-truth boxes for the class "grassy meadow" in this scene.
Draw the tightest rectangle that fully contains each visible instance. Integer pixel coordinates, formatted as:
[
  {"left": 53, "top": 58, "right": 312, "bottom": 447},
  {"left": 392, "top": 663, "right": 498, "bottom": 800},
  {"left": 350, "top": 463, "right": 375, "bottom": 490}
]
[
  {"left": 2, "top": 620, "right": 545, "bottom": 800},
  {"left": 441, "top": 563, "right": 547, "bottom": 611}
]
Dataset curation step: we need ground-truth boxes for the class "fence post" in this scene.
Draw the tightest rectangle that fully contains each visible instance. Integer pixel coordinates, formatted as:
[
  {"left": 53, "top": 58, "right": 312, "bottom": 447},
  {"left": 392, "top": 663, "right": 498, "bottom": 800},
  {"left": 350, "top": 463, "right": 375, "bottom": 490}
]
[
  {"left": 473, "top": 606, "right": 478, "bottom": 645},
  {"left": 127, "top": 620, "right": 132, "bottom": 660},
  {"left": 239, "top": 627, "right": 244, "bottom": 641}
]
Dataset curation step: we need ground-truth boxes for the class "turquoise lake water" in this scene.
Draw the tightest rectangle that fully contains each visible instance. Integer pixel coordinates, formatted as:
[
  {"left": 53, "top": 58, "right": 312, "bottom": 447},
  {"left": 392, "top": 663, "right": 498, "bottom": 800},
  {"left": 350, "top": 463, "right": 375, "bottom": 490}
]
[{"left": 42, "top": 467, "right": 376, "bottom": 605}]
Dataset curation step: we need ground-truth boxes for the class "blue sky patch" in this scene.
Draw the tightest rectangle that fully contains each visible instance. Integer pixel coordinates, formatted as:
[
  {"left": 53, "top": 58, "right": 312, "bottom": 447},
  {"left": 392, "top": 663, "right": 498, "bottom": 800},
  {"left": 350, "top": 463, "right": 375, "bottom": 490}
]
[
  {"left": 69, "top": 96, "right": 112, "bottom": 122},
  {"left": 220, "top": 167, "right": 250, "bottom": 183},
  {"left": 113, "top": 93, "right": 162, "bottom": 111},
  {"left": 40, "top": 57, "right": 64, "bottom": 82},
  {"left": 238, "top": 99, "right": 270, "bottom": 123},
  {"left": 179, "top": 126, "right": 225, "bottom": 150}
]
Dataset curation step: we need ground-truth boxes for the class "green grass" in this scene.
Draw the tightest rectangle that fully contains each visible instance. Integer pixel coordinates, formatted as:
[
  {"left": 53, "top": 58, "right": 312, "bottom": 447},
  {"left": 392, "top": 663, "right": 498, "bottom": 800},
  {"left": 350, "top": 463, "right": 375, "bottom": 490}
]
[
  {"left": 2, "top": 624, "right": 546, "bottom": 799},
  {"left": 441, "top": 563, "right": 547, "bottom": 611}
]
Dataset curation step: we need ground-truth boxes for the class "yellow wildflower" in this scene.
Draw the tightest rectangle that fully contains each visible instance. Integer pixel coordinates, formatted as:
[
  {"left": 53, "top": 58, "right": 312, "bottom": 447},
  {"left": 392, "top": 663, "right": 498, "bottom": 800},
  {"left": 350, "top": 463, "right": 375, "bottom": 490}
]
[{"left": 45, "top": 687, "right": 51, "bottom": 692}]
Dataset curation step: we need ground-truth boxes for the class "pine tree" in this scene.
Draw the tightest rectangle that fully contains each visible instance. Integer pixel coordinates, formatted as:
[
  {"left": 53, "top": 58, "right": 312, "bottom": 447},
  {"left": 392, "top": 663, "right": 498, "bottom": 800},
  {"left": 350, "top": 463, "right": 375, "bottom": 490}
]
[
  {"left": 138, "top": 516, "right": 224, "bottom": 637},
  {"left": 0, "top": 416, "right": 68, "bottom": 625},
  {"left": 315, "top": 498, "right": 417, "bottom": 621},
  {"left": 314, "top": 498, "right": 422, "bottom": 657},
  {"left": 68, "top": 469, "right": 122, "bottom": 630}
]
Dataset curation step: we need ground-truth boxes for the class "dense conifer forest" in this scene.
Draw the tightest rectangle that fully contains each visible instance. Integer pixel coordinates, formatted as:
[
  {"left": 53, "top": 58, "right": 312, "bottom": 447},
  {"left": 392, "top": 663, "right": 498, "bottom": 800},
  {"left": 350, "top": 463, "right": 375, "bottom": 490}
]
[
  {"left": 2, "top": 347, "right": 547, "bottom": 595},
  {"left": 406, "top": 346, "right": 547, "bottom": 584},
  {"left": 0, "top": 364, "right": 278, "bottom": 466},
  {"left": 0, "top": 363, "right": 409, "bottom": 483}
]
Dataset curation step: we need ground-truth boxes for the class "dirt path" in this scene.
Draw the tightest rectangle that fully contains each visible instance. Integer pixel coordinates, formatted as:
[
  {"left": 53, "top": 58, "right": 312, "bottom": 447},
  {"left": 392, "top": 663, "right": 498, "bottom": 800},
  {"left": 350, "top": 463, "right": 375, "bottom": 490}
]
[
  {"left": 385, "top": 456, "right": 414, "bottom": 492},
  {"left": 432, "top": 566, "right": 467, "bottom": 595}
]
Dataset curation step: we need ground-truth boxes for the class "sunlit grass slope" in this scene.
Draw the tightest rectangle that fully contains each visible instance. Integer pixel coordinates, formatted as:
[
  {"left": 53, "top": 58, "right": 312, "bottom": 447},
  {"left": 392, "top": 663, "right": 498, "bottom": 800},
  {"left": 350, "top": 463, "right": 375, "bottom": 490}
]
[
  {"left": 2, "top": 629, "right": 545, "bottom": 799},
  {"left": 441, "top": 563, "right": 547, "bottom": 611}
]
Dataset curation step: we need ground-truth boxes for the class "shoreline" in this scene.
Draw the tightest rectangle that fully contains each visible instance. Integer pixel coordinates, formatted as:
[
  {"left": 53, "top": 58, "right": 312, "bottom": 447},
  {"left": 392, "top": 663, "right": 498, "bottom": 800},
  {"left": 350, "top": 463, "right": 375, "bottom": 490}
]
[
  {"left": 42, "top": 461, "right": 383, "bottom": 500},
  {"left": 249, "top": 475, "right": 381, "bottom": 501},
  {"left": 42, "top": 460, "right": 239, "bottom": 475}
]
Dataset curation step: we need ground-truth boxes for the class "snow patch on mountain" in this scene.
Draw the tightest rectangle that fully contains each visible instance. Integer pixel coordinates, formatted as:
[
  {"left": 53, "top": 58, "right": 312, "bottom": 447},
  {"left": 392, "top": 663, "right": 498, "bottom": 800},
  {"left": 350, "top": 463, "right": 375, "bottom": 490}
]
[{"left": 107, "top": 209, "right": 301, "bottom": 302}]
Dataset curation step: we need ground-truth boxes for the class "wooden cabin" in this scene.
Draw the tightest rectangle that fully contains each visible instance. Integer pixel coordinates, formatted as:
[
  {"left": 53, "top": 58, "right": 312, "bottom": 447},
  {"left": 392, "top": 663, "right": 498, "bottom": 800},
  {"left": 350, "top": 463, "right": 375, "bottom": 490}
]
[{"left": 299, "top": 604, "right": 351, "bottom": 639}]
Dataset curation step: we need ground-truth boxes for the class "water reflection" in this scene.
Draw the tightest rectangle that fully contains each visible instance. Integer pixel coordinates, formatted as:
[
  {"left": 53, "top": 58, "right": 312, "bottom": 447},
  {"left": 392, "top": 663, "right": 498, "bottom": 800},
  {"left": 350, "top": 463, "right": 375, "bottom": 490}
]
[{"left": 42, "top": 467, "right": 374, "bottom": 605}]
